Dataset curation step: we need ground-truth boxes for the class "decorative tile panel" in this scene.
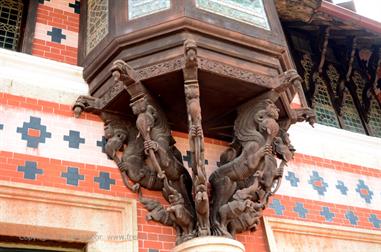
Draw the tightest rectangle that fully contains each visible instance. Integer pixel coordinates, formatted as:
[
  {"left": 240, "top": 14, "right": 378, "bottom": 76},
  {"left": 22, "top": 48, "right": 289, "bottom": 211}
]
[
  {"left": 336, "top": 180, "right": 348, "bottom": 195},
  {"left": 64, "top": 130, "right": 85, "bottom": 149},
  {"left": 86, "top": 0, "right": 108, "bottom": 54},
  {"left": 94, "top": 171, "right": 115, "bottom": 190},
  {"left": 128, "top": 0, "right": 170, "bottom": 20},
  {"left": 356, "top": 179, "right": 374, "bottom": 204},
  {"left": 69, "top": 0, "right": 80, "bottom": 14},
  {"left": 345, "top": 210, "right": 358, "bottom": 225},
  {"left": 47, "top": 27, "right": 66, "bottom": 44},
  {"left": 369, "top": 214, "right": 381, "bottom": 228},
  {"left": 17, "top": 161, "right": 43, "bottom": 180},
  {"left": 285, "top": 171, "right": 300, "bottom": 187},
  {"left": 61, "top": 167, "right": 84, "bottom": 186},
  {"left": 320, "top": 207, "right": 335, "bottom": 222},
  {"left": 196, "top": 0, "right": 270, "bottom": 30},
  {"left": 294, "top": 203, "right": 308, "bottom": 218},
  {"left": 278, "top": 162, "right": 381, "bottom": 211},
  {"left": 308, "top": 171, "right": 328, "bottom": 196},
  {"left": 269, "top": 199, "right": 285, "bottom": 216},
  {"left": 16, "top": 116, "right": 52, "bottom": 148}
]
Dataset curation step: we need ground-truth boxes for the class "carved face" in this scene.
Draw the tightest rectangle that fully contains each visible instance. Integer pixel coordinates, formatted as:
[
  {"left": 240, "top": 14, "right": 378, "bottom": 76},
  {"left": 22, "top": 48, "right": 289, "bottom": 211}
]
[
  {"left": 273, "top": 137, "right": 293, "bottom": 162},
  {"left": 185, "top": 85, "right": 199, "bottom": 99},
  {"left": 131, "top": 98, "right": 147, "bottom": 115},
  {"left": 186, "top": 48, "right": 197, "bottom": 61},
  {"left": 104, "top": 124, "right": 127, "bottom": 158},
  {"left": 168, "top": 192, "right": 183, "bottom": 204}
]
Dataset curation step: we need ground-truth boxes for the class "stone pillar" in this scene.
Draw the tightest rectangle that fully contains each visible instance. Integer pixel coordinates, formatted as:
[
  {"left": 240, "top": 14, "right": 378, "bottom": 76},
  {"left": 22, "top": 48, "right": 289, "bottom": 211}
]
[{"left": 173, "top": 236, "right": 245, "bottom": 252}]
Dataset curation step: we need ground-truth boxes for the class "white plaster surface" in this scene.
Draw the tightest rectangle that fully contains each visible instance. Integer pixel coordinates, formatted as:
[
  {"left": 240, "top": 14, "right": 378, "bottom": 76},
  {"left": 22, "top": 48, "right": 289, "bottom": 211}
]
[
  {"left": 0, "top": 49, "right": 88, "bottom": 105},
  {"left": 289, "top": 122, "right": 381, "bottom": 170}
]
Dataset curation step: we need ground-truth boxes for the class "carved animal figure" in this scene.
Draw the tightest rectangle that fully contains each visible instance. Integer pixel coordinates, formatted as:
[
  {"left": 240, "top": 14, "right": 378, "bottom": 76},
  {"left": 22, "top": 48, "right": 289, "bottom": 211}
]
[
  {"left": 194, "top": 176, "right": 210, "bottom": 236},
  {"left": 218, "top": 172, "right": 262, "bottom": 237},
  {"left": 164, "top": 178, "right": 195, "bottom": 244},
  {"left": 103, "top": 116, "right": 163, "bottom": 191},
  {"left": 229, "top": 203, "right": 263, "bottom": 237},
  {"left": 209, "top": 99, "right": 280, "bottom": 236},
  {"left": 130, "top": 96, "right": 195, "bottom": 218},
  {"left": 138, "top": 188, "right": 172, "bottom": 226}
]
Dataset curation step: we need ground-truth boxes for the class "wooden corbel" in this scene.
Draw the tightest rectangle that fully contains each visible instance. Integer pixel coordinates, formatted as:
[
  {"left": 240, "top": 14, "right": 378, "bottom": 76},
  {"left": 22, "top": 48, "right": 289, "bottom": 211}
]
[
  {"left": 336, "top": 36, "right": 357, "bottom": 116},
  {"left": 309, "top": 26, "right": 330, "bottom": 108}
]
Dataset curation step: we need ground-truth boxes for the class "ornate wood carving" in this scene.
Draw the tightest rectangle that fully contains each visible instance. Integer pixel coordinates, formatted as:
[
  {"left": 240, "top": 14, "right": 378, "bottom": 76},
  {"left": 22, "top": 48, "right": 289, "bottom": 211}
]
[
  {"left": 183, "top": 40, "right": 210, "bottom": 236},
  {"left": 336, "top": 36, "right": 357, "bottom": 116},
  {"left": 198, "top": 58, "right": 274, "bottom": 87},
  {"left": 73, "top": 40, "right": 314, "bottom": 244},
  {"left": 309, "top": 26, "right": 330, "bottom": 108}
]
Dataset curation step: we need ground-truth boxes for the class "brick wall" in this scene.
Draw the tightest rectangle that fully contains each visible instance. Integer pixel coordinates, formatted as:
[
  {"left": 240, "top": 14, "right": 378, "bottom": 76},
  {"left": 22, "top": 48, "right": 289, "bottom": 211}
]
[
  {"left": 1, "top": 0, "right": 381, "bottom": 250},
  {"left": 32, "top": 0, "right": 80, "bottom": 65},
  {"left": 1, "top": 90, "right": 381, "bottom": 251}
]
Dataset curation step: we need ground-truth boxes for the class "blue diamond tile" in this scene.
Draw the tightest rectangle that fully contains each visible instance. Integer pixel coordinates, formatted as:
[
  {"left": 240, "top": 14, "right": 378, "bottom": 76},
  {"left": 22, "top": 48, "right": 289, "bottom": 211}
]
[
  {"left": 320, "top": 206, "right": 335, "bottom": 222},
  {"left": 345, "top": 210, "right": 358, "bottom": 225},
  {"left": 308, "top": 171, "right": 328, "bottom": 196},
  {"left": 17, "top": 116, "right": 51, "bottom": 148},
  {"left": 285, "top": 171, "right": 300, "bottom": 187},
  {"left": 94, "top": 172, "right": 115, "bottom": 190},
  {"left": 368, "top": 214, "right": 381, "bottom": 228},
  {"left": 336, "top": 180, "right": 348, "bottom": 195},
  {"left": 356, "top": 180, "right": 373, "bottom": 204},
  {"left": 64, "top": 130, "right": 85, "bottom": 149},
  {"left": 293, "top": 202, "right": 308, "bottom": 218},
  {"left": 62, "top": 167, "right": 84, "bottom": 186},
  {"left": 47, "top": 27, "right": 66, "bottom": 43},
  {"left": 269, "top": 199, "right": 285, "bottom": 216},
  {"left": 17, "top": 161, "right": 43, "bottom": 180}
]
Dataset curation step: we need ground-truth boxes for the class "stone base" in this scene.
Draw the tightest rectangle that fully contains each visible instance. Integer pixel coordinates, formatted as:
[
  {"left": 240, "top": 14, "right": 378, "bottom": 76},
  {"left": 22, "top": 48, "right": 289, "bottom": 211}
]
[{"left": 173, "top": 236, "right": 245, "bottom": 252}]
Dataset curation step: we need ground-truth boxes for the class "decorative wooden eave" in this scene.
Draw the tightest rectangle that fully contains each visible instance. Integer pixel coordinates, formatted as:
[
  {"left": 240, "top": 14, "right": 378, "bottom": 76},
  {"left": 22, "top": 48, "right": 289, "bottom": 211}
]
[
  {"left": 275, "top": 0, "right": 322, "bottom": 23},
  {"left": 281, "top": 0, "right": 381, "bottom": 47}
]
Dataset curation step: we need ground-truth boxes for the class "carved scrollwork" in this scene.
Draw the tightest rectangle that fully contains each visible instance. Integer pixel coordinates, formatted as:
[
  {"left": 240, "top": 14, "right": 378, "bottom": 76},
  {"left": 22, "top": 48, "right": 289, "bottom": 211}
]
[{"left": 198, "top": 58, "right": 273, "bottom": 86}]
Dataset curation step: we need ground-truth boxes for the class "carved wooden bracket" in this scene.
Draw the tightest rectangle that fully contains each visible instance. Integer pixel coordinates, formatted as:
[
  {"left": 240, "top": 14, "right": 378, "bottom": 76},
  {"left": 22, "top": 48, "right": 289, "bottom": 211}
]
[
  {"left": 73, "top": 40, "right": 314, "bottom": 244},
  {"left": 336, "top": 36, "right": 357, "bottom": 116}
]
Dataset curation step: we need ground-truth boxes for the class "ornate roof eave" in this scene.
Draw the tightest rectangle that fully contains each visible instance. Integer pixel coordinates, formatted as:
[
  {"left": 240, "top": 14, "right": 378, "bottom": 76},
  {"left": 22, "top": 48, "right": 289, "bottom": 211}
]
[
  {"left": 279, "top": 1, "right": 381, "bottom": 46},
  {"left": 275, "top": 0, "right": 322, "bottom": 23}
]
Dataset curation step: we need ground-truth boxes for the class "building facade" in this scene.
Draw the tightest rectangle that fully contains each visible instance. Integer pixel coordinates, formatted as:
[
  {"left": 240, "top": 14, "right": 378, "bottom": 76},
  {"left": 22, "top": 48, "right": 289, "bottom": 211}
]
[{"left": 0, "top": 0, "right": 380, "bottom": 251}]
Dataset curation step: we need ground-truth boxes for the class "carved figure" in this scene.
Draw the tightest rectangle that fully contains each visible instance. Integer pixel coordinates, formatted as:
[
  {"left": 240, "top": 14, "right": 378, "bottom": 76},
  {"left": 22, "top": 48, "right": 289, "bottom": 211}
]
[
  {"left": 131, "top": 97, "right": 165, "bottom": 179},
  {"left": 183, "top": 39, "right": 210, "bottom": 236},
  {"left": 73, "top": 54, "right": 313, "bottom": 243},
  {"left": 209, "top": 97, "right": 280, "bottom": 236},
  {"left": 218, "top": 172, "right": 263, "bottom": 237},
  {"left": 229, "top": 203, "right": 263, "bottom": 237},
  {"left": 102, "top": 114, "right": 163, "bottom": 192},
  {"left": 193, "top": 175, "right": 210, "bottom": 236},
  {"left": 164, "top": 178, "right": 195, "bottom": 244},
  {"left": 138, "top": 188, "right": 172, "bottom": 226}
]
